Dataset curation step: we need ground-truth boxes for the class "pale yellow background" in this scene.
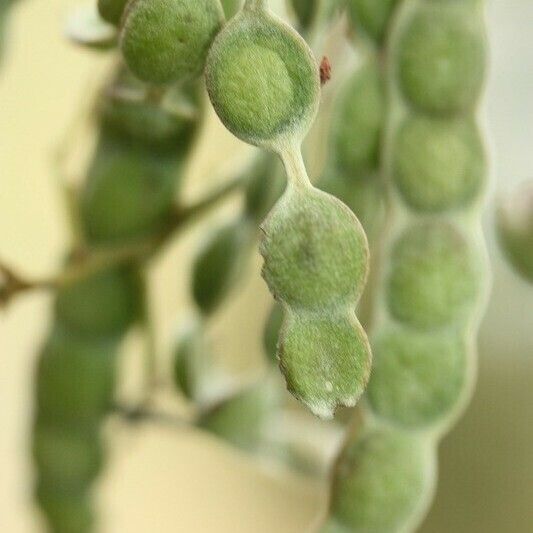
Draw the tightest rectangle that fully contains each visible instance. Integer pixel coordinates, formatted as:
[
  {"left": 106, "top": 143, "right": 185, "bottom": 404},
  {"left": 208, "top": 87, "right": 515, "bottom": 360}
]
[{"left": 1, "top": 1, "right": 532, "bottom": 532}]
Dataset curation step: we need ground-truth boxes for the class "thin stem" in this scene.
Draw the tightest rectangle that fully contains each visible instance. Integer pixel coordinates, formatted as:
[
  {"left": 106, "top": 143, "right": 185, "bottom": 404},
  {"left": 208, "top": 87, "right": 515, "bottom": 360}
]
[
  {"left": 281, "top": 145, "right": 312, "bottom": 191},
  {"left": 0, "top": 174, "right": 246, "bottom": 307},
  {"left": 112, "top": 402, "right": 193, "bottom": 428}
]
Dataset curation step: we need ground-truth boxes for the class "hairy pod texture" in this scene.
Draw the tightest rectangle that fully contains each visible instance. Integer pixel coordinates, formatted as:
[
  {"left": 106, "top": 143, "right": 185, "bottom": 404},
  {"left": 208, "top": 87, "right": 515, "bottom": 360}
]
[
  {"left": 324, "top": 0, "right": 489, "bottom": 531},
  {"left": 206, "top": 0, "right": 372, "bottom": 418},
  {"left": 120, "top": 0, "right": 224, "bottom": 84}
]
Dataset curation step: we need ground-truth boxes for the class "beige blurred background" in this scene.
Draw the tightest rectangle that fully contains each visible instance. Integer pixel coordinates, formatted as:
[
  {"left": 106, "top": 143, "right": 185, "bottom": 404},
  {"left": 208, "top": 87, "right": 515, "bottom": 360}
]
[{"left": 0, "top": 1, "right": 532, "bottom": 532}]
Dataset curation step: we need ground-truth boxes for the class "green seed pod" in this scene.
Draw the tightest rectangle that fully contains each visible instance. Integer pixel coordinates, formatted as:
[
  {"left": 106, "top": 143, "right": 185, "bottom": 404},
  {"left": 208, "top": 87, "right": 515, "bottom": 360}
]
[
  {"left": 198, "top": 380, "right": 280, "bottom": 453},
  {"left": 325, "top": 427, "right": 435, "bottom": 533},
  {"left": 387, "top": 222, "right": 478, "bottom": 330},
  {"left": 173, "top": 320, "right": 211, "bottom": 402},
  {"left": 392, "top": 114, "right": 485, "bottom": 212},
  {"left": 332, "top": 61, "right": 384, "bottom": 179},
  {"left": 81, "top": 135, "right": 181, "bottom": 244},
  {"left": 55, "top": 267, "right": 140, "bottom": 338},
  {"left": 100, "top": 71, "right": 200, "bottom": 149},
  {"left": 496, "top": 181, "right": 533, "bottom": 283},
  {"left": 347, "top": 0, "right": 398, "bottom": 44},
  {"left": 205, "top": 2, "right": 320, "bottom": 148},
  {"left": 397, "top": 3, "right": 486, "bottom": 116},
  {"left": 367, "top": 327, "right": 468, "bottom": 429},
  {"left": 35, "top": 486, "right": 94, "bottom": 533},
  {"left": 221, "top": 0, "right": 243, "bottom": 19},
  {"left": 280, "top": 311, "right": 371, "bottom": 419},
  {"left": 33, "top": 425, "right": 103, "bottom": 489},
  {"left": 36, "top": 328, "right": 118, "bottom": 426},
  {"left": 260, "top": 187, "right": 369, "bottom": 309},
  {"left": 263, "top": 303, "right": 283, "bottom": 364},
  {"left": 97, "top": 0, "right": 129, "bottom": 26},
  {"left": 192, "top": 219, "right": 254, "bottom": 315},
  {"left": 120, "top": 0, "right": 224, "bottom": 85}
]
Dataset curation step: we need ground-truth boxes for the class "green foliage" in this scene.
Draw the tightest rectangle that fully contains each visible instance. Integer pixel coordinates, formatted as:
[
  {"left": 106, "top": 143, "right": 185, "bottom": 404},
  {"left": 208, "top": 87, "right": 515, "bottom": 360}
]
[
  {"left": 332, "top": 61, "right": 385, "bottom": 179},
  {"left": 497, "top": 181, "right": 533, "bottom": 283},
  {"left": 397, "top": 3, "right": 486, "bottom": 116},
  {"left": 97, "top": 0, "right": 129, "bottom": 26},
  {"left": 206, "top": 4, "right": 320, "bottom": 147},
  {"left": 192, "top": 220, "right": 254, "bottom": 315},
  {"left": 36, "top": 328, "right": 118, "bottom": 426},
  {"left": 120, "top": 0, "right": 224, "bottom": 84},
  {"left": 347, "top": 0, "right": 398, "bottom": 44},
  {"left": 367, "top": 327, "right": 468, "bottom": 428},
  {"left": 387, "top": 222, "right": 478, "bottom": 330},
  {"left": 198, "top": 380, "right": 280, "bottom": 452},
  {"left": 80, "top": 135, "right": 181, "bottom": 244},
  {"left": 55, "top": 267, "right": 140, "bottom": 338},
  {"left": 392, "top": 114, "right": 486, "bottom": 212},
  {"left": 325, "top": 427, "right": 434, "bottom": 533}
]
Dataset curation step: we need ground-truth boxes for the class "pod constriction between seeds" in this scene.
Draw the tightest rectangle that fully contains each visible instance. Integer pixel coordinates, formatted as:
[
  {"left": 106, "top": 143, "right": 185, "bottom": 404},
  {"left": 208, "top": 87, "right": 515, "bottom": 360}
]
[{"left": 206, "top": 0, "right": 372, "bottom": 418}]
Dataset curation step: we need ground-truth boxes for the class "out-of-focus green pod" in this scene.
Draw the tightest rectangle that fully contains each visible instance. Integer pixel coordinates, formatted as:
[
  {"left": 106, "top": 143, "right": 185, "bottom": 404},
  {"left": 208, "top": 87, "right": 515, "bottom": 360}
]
[
  {"left": 387, "top": 222, "right": 478, "bottom": 330},
  {"left": 332, "top": 61, "right": 385, "bottom": 180},
  {"left": 397, "top": 3, "right": 486, "bottom": 116},
  {"left": 367, "top": 327, "right": 468, "bottom": 429},
  {"left": 97, "top": 0, "right": 129, "bottom": 26},
  {"left": 496, "top": 181, "right": 533, "bottom": 283},
  {"left": 243, "top": 153, "right": 285, "bottom": 223},
  {"left": 99, "top": 71, "right": 200, "bottom": 150},
  {"left": 289, "top": 0, "right": 317, "bottom": 31},
  {"left": 206, "top": 3, "right": 320, "bottom": 148},
  {"left": 120, "top": 0, "right": 224, "bottom": 84},
  {"left": 263, "top": 303, "right": 283, "bottom": 364},
  {"left": 324, "top": 427, "right": 435, "bottom": 533},
  {"left": 36, "top": 328, "right": 118, "bottom": 426},
  {"left": 392, "top": 114, "right": 486, "bottom": 212},
  {"left": 172, "top": 320, "right": 211, "bottom": 402},
  {"left": 347, "top": 0, "right": 398, "bottom": 44},
  {"left": 65, "top": 4, "right": 117, "bottom": 51},
  {"left": 55, "top": 267, "right": 140, "bottom": 338},
  {"left": 80, "top": 135, "right": 181, "bottom": 244},
  {"left": 198, "top": 380, "right": 280, "bottom": 453},
  {"left": 192, "top": 219, "right": 254, "bottom": 315},
  {"left": 35, "top": 484, "right": 94, "bottom": 533},
  {"left": 33, "top": 424, "right": 103, "bottom": 490}
]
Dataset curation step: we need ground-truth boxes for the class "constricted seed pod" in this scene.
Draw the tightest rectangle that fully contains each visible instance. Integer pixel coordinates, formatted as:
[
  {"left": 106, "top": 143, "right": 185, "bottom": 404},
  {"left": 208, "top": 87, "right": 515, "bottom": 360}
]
[
  {"left": 33, "top": 425, "right": 103, "bottom": 490},
  {"left": 205, "top": 2, "right": 320, "bottom": 148},
  {"left": 397, "top": 3, "right": 486, "bottom": 116},
  {"left": 496, "top": 180, "right": 533, "bottom": 283},
  {"left": 55, "top": 267, "right": 140, "bottom": 338},
  {"left": 332, "top": 61, "right": 385, "bottom": 180},
  {"left": 387, "top": 222, "right": 478, "bottom": 330},
  {"left": 120, "top": 0, "right": 224, "bottom": 85},
  {"left": 198, "top": 379, "right": 280, "bottom": 453},
  {"left": 367, "top": 327, "right": 468, "bottom": 429},
  {"left": 80, "top": 135, "right": 181, "bottom": 244},
  {"left": 347, "top": 0, "right": 398, "bottom": 44},
  {"left": 323, "top": 427, "right": 435, "bottom": 533},
  {"left": 192, "top": 220, "right": 254, "bottom": 315},
  {"left": 260, "top": 186, "right": 371, "bottom": 417},
  {"left": 97, "top": 0, "right": 129, "bottom": 26},
  {"left": 36, "top": 328, "right": 118, "bottom": 426},
  {"left": 392, "top": 114, "right": 486, "bottom": 212}
]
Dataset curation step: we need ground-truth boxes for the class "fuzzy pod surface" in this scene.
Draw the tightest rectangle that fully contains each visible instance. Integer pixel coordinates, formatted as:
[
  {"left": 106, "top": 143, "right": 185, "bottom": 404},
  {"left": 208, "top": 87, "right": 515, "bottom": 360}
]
[
  {"left": 206, "top": 4, "right": 320, "bottom": 148},
  {"left": 120, "top": 0, "right": 225, "bottom": 84}
]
